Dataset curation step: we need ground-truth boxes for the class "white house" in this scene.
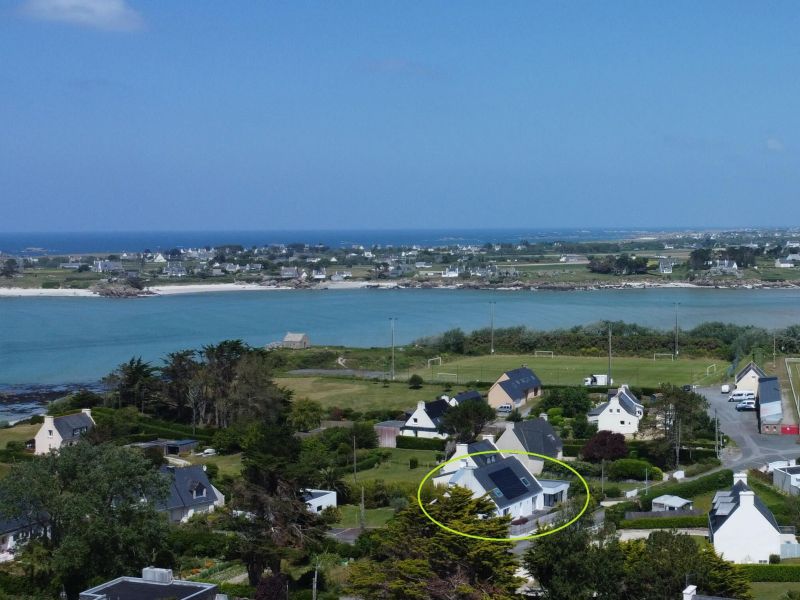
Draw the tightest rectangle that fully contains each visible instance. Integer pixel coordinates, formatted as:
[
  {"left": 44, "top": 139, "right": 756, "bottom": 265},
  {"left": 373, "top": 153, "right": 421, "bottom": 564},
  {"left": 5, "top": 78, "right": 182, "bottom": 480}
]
[
  {"left": 303, "top": 489, "right": 337, "bottom": 514},
  {"left": 400, "top": 398, "right": 452, "bottom": 440},
  {"left": 708, "top": 472, "right": 797, "bottom": 563},
  {"left": 735, "top": 362, "right": 767, "bottom": 396},
  {"left": 282, "top": 332, "right": 310, "bottom": 349},
  {"left": 493, "top": 418, "right": 563, "bottom": 475},
  {"left": 651, "top": 495, "right": 693, "bottom": 512},
  {"left": 587, "top": 385, "right": 644, "bottom": 436},
  {"left": 773, "top": 465, "right": 800, "bottom": 496},
  {"left": 433, "top": 440, "right": 569, "bottom": 518},
  {"left": 488, "top": 367, "right": 542, "bottom": 409},
  {"left": 34, "top": 409, "right": 95, "bottom": 455},
  {"left": 80, "top": 567, "right": 218, "bottom": 600},
  {"left": 158, "top": 465, "right": 225, "bottom": 524},
  {"left": 0, "top": 516, "right": 41, "bottom": 563}
]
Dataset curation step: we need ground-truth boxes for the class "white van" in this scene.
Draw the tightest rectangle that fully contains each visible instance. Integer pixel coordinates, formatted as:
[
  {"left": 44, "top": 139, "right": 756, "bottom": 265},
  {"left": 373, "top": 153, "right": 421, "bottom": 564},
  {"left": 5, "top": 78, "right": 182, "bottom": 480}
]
[
  {"left": 496, "top": 404, "right": 513, "bottom": 413},
  {"left": 720, "top": 384, "right": 731, "bottom": 394},
  {"left": 729, "top": 390, "right": 756, "bottom": 402}
]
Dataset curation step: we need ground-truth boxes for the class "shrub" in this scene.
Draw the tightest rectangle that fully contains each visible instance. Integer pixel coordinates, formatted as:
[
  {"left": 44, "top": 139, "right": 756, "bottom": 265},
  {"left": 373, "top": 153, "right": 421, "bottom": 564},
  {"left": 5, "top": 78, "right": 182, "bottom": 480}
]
[
  {"left": 409, "top": 458, "right": 419, "bottom": 469},
  {"left": 640, "top": 470, "right": 733, "bottom": 511},
  {"left": 28, "top": 415, "right": 44, "bottom": 425},
  {"left": 769, "top": 554, "right": 781, "bottom": 564},
  {"left": 608, "top": 458, "right": 662, "bottom": 481},
  {"left": 395, "top": 436, "right": 445, "bottom": 451},
  {"left": 684, "top": 458, "right": 721, "bottom": 477},
  {"left": 738, "top": 565, "right": 800, "bottom": 582},
  {"left": 619, "top": 516, "right": 708, "bottom": 529},
  {"left": 212, "top": 428, "right": 243, "bottom": 454},
  {"left": 581, "top": 431, "right": 628, "bottom": 462},
  {"left": 603, "top": 485, "right": 622, "bottom": 498},
  {"left": 408, "top": 374, "right": 424, "bottom": 389},
  {"left": 5, "top": 440, "right": 25, "bottom": 452}
]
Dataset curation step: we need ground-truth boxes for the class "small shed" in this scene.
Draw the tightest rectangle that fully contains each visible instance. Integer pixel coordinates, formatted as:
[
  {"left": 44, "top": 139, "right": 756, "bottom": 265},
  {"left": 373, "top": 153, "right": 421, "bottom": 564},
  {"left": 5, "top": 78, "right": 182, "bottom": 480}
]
[
  {"left": 651, "top": 494, "right": 693, "bottom": 512},
  {"left": 374, "top": 420, "right": 405, "bottom": 448},
  {"left": 282, "top": 332, "right": 310, "bottom": 349}
]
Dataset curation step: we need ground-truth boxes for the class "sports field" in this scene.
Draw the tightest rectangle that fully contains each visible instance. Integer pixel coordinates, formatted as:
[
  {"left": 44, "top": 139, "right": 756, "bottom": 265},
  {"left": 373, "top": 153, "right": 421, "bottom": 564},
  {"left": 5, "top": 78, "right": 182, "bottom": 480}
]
[{"left": 413, "top": 354, "right": 725, "bottom": 388}]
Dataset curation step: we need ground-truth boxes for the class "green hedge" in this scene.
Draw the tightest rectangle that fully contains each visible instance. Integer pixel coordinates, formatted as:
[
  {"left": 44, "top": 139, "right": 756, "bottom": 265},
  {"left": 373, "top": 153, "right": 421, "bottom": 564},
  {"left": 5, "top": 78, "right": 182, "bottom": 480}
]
[
  {"left": 739, "top": 565, "right": 800, "bottom": 582},
  {"left": 619, "top": 516, "right": 708, "bottom": 529},
  {"left": 334, "top": 455, "right": 383, "bottom": 477},
  {"left": 562, "top": 444, "right": 583, "bottom": 457},
  {"left": 395, "top": 436, "right": 446, "bottom": 451},
  {"left": 640, "top": 470, "right": 733, "bottom": 511}
]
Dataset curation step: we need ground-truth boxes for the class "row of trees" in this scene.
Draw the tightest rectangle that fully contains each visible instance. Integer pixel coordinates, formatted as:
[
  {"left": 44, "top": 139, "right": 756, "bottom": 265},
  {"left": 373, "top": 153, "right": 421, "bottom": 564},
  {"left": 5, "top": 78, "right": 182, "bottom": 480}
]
[
  {"left": 417, "top": 320, "right": 800, "bottom": 360},
  {"left": 587, "top": 253, "right": 649, "bottom": 275}
]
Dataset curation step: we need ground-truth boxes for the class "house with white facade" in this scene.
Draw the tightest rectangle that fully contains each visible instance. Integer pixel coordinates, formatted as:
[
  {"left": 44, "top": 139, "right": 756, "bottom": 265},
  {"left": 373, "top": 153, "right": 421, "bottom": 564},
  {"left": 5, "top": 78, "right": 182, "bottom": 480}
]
[
  {"left": 433, "top": 440, "right": 569, "bottom": 518},
  {"left": 488, "top": 367, "right": 542, "bottom": 409},
  {"left": 303, "top": 489, "right": 337, "bottom": 514},
  {"left": 158, "top": 465, "right": 225, "bottom": 524},
  {"left": 708, "top": 472, "right": 798, "bottom": 563},
  {"left": 34, "top": 409, "right": 95, "bottom": 455},
  {"left": 493, "top": 418, "right": 563, "bottom": 475},
  {"left": 0, "top": 516, "right": 40, "bottom": 563},
  {"left": 282, "top": 332, "right": 310, "bottom": 349},
  {"left": 773, "top": 465, "right": 800, "bottom": 496},
  {"left": 587, "top": 385, "right": 644, "bottom": 436},
  {"left": 80, "top": 567, "right": 218, "bottom": 600},
  {"left": 734, "top": 362, "right": 767, "bottom": 396},
  {"left": 400, "top": 398, "right": 452, "bottom": 439}
]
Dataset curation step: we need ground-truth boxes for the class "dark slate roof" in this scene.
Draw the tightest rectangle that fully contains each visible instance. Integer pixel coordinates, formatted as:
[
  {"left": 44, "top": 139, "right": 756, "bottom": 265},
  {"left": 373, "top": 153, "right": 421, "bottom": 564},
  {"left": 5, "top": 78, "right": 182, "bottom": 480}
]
[
  {"left": 424, "top": 399, "right": 452, "bottom": 422},
  {"left": 497, "top": 368, "right": 541, "bottom": 402},
  {"left": 52, "top": 412, "right": 93, "bottom": 442},
  {"left": 736, "top": 361, "right": 767, "bottom": 382},
  {"left": 0, "top": 515, "right": 33, "bottom": 536},
  {"left": 509, "top": 419, "right": 563, "bottom": 457},
  {"left": 452, "top": 390, "right": 483, "bottom": 405},
  {"left": 471, "top": 456, "right": 542, "bottom": 510},
  {"left": 708, "top": 480, "right": 780, "bottom": 535},
  {"left": 588, "top": 401, "right": 609, "bottom": 416},
  {"left": 467, "top": 439, "right": 500, "bottom": 467},
  {"left": 158, "top": 466, "right": 216, "bottom": 511},
  {"left": 758, "top": 377, "right": 781, "bottom": 404},
  {"left": 615, "top": 386, "right": 643, "bottom": 417},
  {"left": 80, "top": 578, "right": 217, "bottom": 600}
]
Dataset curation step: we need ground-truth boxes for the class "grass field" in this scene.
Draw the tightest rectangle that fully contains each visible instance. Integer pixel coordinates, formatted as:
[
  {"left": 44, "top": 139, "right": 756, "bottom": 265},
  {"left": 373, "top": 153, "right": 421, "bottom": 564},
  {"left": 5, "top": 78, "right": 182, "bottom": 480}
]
[
  {"left": 785, "top": 357, "right": 800, "bottom": 423},
  {"left": 334, "top": 505, "right": 395, "bottom": 528},
  {"left": 412, "top": 354, "right": 725, "bottom": 388},
  {"left": 354, "top": 448, "right": 440, "bottom": 486},
  {"left": 751, "top": 582, "right": 800, "bottom": 599},
  {"left": 187, "top": 452, "right": 243, "bottom": 477},
  {"left": 0, "top": 423, "right": 39, "bottom": 447},
  {"left": 276, "top": 377, "right": 471, "bottom": 412}
]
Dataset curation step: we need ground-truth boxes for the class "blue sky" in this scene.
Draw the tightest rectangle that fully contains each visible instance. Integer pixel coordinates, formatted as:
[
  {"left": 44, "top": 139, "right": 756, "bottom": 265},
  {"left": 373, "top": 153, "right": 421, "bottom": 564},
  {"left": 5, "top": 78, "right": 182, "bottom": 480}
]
[{"left": 1, "top": 1, "right": 799, "bottom": 232}]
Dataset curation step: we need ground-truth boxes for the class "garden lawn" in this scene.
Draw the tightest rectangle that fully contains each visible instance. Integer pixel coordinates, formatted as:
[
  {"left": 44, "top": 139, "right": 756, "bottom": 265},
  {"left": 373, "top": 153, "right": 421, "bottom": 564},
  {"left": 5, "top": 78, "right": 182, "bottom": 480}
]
[
  {"left": 276, "top": 377, "right": 471, "bottom": 412},
  {"left": 412, "top": 354, "right": 724, "bottom": 388},
  {"left": 187, "top": 453, "right": 243, "bottom": 478},
  {"left": 751, "top": 582, "right": 800, "bottom": 600},
  {"left": 0, "top": 423, "right": 39, "bottom": 447},
  {"left": 334, "top": 505, "right": 395, "bottom": 528},
  {"left": 353, "top": 448, "right": 440, "bottom": 486}
]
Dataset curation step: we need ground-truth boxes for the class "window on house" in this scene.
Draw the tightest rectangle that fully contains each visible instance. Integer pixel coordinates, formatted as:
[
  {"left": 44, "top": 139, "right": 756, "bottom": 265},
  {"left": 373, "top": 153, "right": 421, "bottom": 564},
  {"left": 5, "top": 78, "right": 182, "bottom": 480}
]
[
  {"left": 412, "top": 418, "right": 418, "bottom": 423},
  {"left": 316, "top": 505, "right": 322, "bottom": 512},
  {"left": 502, "top": 508, "right": 509, "bottom": 515},
  {"left": 620, "top": 421, "right": 625, "bottom": 425},
  {"left": 48, "top": 430, "right": 53, "bottom": 437},
  {"left": 520, "top": 477, "right": 530, "bottom": 487},
  {"left": 193, "top": 487, "right": 206, "bottom": 499},
  {"left": 492, "top": 488, "right": 503, "bottom": 498}
]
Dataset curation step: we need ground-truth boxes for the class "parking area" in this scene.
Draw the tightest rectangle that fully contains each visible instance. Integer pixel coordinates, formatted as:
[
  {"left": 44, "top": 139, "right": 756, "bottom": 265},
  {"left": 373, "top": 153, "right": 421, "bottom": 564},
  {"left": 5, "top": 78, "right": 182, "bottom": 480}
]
[{"left": 698, "top": 385, "right": 800, "bottom": 469}]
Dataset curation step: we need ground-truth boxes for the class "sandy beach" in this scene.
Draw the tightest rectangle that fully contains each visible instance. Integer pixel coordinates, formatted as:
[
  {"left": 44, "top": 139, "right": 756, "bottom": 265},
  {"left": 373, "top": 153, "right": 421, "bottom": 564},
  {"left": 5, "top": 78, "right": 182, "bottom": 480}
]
[{"left": 0, "top": 287, "right": 97, "bottom": 297}]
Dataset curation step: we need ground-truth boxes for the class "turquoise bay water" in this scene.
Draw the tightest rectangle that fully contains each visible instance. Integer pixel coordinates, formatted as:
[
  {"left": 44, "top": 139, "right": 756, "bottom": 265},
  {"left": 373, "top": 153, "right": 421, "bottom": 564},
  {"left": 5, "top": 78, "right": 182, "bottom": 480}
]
[{"left": 2, "top": 288, "right": 800, "bottom": 385}]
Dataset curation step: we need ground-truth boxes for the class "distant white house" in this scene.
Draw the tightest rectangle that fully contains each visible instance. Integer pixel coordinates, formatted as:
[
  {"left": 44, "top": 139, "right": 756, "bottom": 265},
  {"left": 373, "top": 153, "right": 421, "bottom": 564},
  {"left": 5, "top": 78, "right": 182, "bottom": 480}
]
[
  {"left": 735, "top": 362, "right": 767, "bottom": 396},
  {"left": 282, "top": 332, "right": 310, "bottom": 349},
  {"left": 587, "top": 385, "right": 644, "bottom": 436},
  {"left": 708, "top": 472, "right": 798, "bottom": 563},
  {"left": 774, "top": 465, "right": 800, "bottom": 496},
  {"left": 34, "top": 409, "right": 95, "bottom": 455},
  {"left": 303, "top": 489, "right": 337, "bottom": 513},
  {"left": 0, "top": 516, "right": 42, "bottom": 563},
  {"left": 775, "top": 258, "right": 795, "bottom": 268}
]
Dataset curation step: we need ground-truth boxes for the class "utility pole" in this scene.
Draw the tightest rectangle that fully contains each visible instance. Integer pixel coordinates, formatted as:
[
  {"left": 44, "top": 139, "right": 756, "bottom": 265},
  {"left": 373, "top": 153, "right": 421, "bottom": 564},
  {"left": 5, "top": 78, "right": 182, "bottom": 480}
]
[
  {"left": 353, "top": 434, "right": 357, "bottom": 484},
  {"left": 359, "top": 485, "right": 366, "bottom": 531},
  {"left": 389, "top": 317, "right": 397, "bottom": 381},
  {"left": 644, "top": 468, "right": 649, "bottom": 494},
  {"left": 714, "top": 408, "right": 720, "bottom": 459},
  {"left": 601, "top": 459, "right": 605, "bottom": 495},
  {"left": 490, "top": 301, "right": 496, "bottom": 354},
  {"left": 674, "top": 302, "right": 680, "bottom": 357},
  {"left": 312, "top": 559, "right": 320, "bottom": 600}
]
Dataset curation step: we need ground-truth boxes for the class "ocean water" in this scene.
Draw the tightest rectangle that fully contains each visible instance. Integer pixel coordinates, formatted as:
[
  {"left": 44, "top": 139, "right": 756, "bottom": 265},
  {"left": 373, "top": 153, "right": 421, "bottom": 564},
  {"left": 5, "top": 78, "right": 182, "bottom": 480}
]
[
  {"left": 1, "top": 287, "right": 799, "bottom": 386},
  {"left": 0, "top": 228, "right": 682, "bottom": 255}
]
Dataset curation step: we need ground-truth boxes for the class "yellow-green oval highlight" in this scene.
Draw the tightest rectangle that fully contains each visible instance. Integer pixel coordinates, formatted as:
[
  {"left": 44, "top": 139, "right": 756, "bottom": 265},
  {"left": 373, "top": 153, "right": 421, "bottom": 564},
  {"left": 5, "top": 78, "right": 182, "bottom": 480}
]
[{"left": 416, "top": 449, "right": 590, "bottom": 542}]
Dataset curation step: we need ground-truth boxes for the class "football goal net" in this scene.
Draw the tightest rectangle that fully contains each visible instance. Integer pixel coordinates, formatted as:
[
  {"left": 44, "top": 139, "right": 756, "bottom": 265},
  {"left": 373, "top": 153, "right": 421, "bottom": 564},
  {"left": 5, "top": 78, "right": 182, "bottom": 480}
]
[
  {"left": 427, "top": 356, "right": 443, "bottom": 367},
  {"left": 653, "top": 353, "right": 675, "bottom": 361},
  {"left": 534, "top": 350, "right": 554, "bottom": 358},
  {"left": 706, "top": 364, "right": 718, "bottom": 376},
  {"left": 436, "top": 372, "right": 458, "bottom": 382}
]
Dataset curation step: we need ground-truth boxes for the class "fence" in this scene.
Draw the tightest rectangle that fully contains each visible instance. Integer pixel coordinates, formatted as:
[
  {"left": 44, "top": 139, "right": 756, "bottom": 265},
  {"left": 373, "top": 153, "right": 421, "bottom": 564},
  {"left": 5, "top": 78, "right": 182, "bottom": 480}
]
[
  {"left": 624, "top": 509, "right": 703, "bottom": 520},
  {"left": 509, "top": 509, "right": 564, "bottom": 537}
]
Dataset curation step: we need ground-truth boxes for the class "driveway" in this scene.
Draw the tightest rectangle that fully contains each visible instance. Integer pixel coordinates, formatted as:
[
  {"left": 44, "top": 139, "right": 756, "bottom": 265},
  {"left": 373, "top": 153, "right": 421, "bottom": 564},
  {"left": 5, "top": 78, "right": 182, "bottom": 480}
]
[{"left": 698, "top": 385, "right": 800, "bottom": 469}]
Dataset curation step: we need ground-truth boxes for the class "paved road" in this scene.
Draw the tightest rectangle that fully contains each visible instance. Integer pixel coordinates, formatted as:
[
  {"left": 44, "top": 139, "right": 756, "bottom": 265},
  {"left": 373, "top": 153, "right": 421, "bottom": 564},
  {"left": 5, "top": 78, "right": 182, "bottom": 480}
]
[{"left": 698, "top": 385, "right": 800, "bottom": 470}]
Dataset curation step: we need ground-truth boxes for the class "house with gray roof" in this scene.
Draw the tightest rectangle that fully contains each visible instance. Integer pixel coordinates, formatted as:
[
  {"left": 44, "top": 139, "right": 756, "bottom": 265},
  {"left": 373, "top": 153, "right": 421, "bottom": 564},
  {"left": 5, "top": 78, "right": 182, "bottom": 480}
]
[
  {"left": 757, "top": 376, "right": 783, "bottom": 434},
  {"left": 735, "top": 362, "right": 767, "bottom": 396},
  {"left": 158, "top": 465, "right": 225, "bottom": 523},
  {"left": 400, "top": 398, "right": 453, "bottom": 440},
  {"left": 80, "top": 567, "right": 219, "bottom": 600},
  {"left": 493, "top": 418, "right": 563, "bottom": 475},
  {"left": 0, "top": 514, "right": 41, "bottom": 563},
  {"left": 587, "top": 385, "right": 644, "bottom": 436},
  {"left": 708, "top": 472, "right": 798, "bottom": 563},
  {"left": 488, "top": 367, "right": 542, "bottom": 409},
  {"left": 34, "top": 409, "right": 95, "bottom": 455}
]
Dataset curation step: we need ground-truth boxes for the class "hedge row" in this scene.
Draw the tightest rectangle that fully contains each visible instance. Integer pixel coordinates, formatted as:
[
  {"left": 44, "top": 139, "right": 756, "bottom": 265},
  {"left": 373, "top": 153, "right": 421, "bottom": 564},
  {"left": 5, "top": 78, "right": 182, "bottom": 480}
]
[
  {"left": 640, "top": 470, "right": 733, "bottom": 511},
  {"left": 562, "top": 444, "right": 583, "bottom": 457},
  {"left": 739, "top": 565, "right": 800, "bottom": 582},
  {"left": 333, "top": 455, "right": 383, "bottom": 477},
  {"left": 619, "top": 516, "right": 708, "bottom": 529},
  {"left": 396, "top": 436, "right": 446, "bottom": 451},
  {"left": 137, "top": 422, "right": 214, "bottom": 443}
]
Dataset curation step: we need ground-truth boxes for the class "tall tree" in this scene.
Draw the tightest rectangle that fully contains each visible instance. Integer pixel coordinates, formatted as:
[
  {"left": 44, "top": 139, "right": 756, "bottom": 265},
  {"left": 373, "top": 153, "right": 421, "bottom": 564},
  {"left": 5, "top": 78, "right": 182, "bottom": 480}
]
[
  {"left": 103, "top": 357, "right": 161, "bottom": 413},
  {"left": 288, "top": 398, "right": 324, "bottom": 432},
  {"left": 581, "top": 430, "right": 628, "bottom": 462},
  {"left": 439, "top": 397, "right": 496, "bottom": 442},
  {"left": 0, "top": 443, "right": 169, "bottom": 599}
]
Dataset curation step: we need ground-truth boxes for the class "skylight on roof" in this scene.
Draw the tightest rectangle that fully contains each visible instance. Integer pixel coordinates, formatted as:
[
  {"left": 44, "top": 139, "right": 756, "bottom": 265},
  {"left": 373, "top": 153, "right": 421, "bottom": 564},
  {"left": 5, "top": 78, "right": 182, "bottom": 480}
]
[
  {"left": 520, "top": 477, "right": 530, "bottom": 487},
  {"left": 492, "top": 488, "right": 503, "bottom": 498}
]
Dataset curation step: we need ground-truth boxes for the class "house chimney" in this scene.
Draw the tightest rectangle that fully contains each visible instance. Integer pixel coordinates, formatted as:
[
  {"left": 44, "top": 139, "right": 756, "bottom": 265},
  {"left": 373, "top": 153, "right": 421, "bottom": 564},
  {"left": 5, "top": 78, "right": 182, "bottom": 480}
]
[
  {"left": 142, "top": 567, "right": 173, "bottom": 583},
  {"left": 417, "top": 401, "right": 425, "bottom": 411},
  {"left": 682, "top": 585, "right": 697, "bottom": 600},
  {"left": 539, "top": 412, "right": 548, "bottom": 422},
  {"left": 43, "top": 415, "right": 54, "bottom": 427},
  {"left": 455, "top": 443, "right": 468, "bottom": 456},
  {"left": 481, "top": 434, "right": 495, "bottom": 443},
  {"left": 739, "top": 490, "right": 755, "bottom": 507},
  {"left": 81, "top": 408, "right": 92, "bottom": 418},
  {"left": 733, "top": 472, "right": 747, "bottom": 486}
]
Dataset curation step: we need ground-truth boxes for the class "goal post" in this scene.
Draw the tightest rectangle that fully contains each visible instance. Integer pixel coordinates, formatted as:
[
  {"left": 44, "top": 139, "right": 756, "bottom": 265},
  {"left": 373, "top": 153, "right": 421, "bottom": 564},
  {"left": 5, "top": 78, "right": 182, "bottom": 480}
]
[
  {"left": 653, "top": 353, "right": 675, "bottom": 361},
  {"left": 427, "top": 356, "right": 442, "bottom": 367},
  {"left": 706, "top": 364, "right": 717, "bottom": 376},
  {"left": 534, "top": 350, "right": 554, "bottom": 358},
  {"left": 436, "top": 372, "right": 458, "bottom": 381}
]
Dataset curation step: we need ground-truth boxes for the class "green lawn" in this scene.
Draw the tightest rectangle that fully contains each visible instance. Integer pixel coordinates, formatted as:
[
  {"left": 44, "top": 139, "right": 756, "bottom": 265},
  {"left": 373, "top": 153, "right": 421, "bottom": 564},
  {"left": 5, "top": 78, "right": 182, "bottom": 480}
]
[
  {"left": 690, "top": 491, "right": 716, "bottom": 513},
  {"left": 354, "top": 448, "right": 441, "bottom": 486},
  {"left": 0, "top": 423, "right": 39, "bottom": 447},
  {"left": 412, "top": 353, "right": 724, "bottom": 388},
  {"left": 276, "top": 377, "right": 472, "bottom": 412},
  {"left": 751, "top": 582, "right": 800, "bottom": 600},
  {"left": 334, "top": 505, "right": 395, "bottom": 528},
  {"left": 187, "top": 453, "right": 243, "bottom": 477}
]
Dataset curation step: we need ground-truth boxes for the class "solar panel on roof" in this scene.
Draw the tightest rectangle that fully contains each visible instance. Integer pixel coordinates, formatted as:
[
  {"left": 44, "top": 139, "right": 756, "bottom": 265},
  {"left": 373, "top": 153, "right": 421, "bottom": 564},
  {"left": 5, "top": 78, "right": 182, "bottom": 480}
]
[{"left": 488, "top": 467, "right": 528, "bottom": 501}]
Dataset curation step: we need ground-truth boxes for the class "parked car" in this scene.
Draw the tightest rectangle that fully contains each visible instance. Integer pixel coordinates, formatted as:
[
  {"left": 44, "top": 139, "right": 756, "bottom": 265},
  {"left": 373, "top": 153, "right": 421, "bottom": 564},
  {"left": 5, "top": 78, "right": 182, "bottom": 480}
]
[
  {"left": 730, "top": 390, "right": 756, "bottom": 402},
  {"left": 682, "top": 384, "right": 693, "bottom": 392},
  {"left": 736, "top": 400, "right": 756, "bottom": 412},
  {"left": 721, "top": 384, "right": 731, "bottom": 394},
  {"left": 496, "top": 404, "right": 513, "bottom": 413}
]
